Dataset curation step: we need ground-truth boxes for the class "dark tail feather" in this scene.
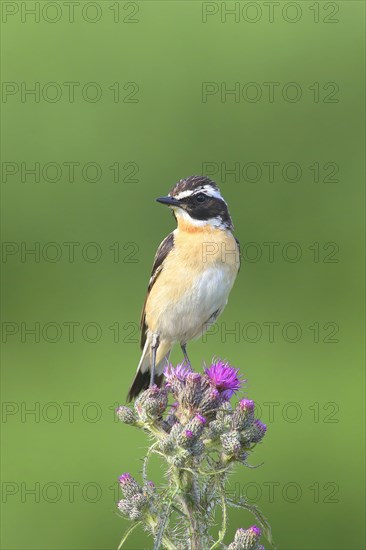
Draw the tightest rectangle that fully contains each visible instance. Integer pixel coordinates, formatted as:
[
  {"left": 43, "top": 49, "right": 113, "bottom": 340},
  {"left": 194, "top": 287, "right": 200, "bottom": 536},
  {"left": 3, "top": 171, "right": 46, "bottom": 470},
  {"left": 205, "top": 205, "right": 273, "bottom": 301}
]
[{"left": 127, "top": 370, "right": 164, "bottom": 402}]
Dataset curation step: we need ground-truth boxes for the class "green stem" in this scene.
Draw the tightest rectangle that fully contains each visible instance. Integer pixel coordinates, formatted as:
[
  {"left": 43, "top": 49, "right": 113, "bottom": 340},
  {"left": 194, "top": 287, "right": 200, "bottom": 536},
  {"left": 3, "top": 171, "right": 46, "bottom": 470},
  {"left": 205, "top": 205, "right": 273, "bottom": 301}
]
[
  {"left": 209, "top": 477, "right": 227, "bottom": 550},
  {"left": 156, "top": 487, "right": 179, "bottom": 550},
  {"left": 117, "top": 521, "right": 141, "bottom": 550},
  {"left": 142, "top": 440, "right": 159, "bottom": 483},
  {"left": 161, "top": 535, "right": 177, "bottom": 550},
  {"left": 173, "top": 468, "right": 204, "bottom": 550},
  {"left": 198, "top": 465, "right": 230, "bottom": 476},
  {"left": 177, "top": 493, "right": 202, "bottom": 550}
]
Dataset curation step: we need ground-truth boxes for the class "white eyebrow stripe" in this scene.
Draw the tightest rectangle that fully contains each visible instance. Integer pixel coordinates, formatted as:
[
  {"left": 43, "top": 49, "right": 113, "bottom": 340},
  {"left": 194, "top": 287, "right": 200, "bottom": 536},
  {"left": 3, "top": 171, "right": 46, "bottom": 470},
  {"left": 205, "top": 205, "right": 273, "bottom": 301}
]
[
  {"left": 173, "top": 185, "right": 224, "bottom": 201},
  {"left": 201, "top": 185, "right": 224, "bottom": 200},
  {"left": 173, "top": 189, "right": 194, "bottom": 200}
]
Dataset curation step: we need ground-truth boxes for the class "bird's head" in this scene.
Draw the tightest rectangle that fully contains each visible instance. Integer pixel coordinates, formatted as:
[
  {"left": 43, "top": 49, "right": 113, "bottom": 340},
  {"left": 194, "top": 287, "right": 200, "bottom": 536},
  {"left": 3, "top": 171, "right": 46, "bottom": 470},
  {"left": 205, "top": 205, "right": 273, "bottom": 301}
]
[{"left": 156, "top": 176, "right": 233, "bottom": 231}]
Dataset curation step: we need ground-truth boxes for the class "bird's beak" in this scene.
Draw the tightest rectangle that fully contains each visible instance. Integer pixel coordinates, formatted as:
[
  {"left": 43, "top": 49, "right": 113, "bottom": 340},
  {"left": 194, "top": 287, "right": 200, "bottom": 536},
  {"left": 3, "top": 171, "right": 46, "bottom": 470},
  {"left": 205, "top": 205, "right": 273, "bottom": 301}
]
[{"left": 156, "top": 196, "right": 181, "bottom": 207}]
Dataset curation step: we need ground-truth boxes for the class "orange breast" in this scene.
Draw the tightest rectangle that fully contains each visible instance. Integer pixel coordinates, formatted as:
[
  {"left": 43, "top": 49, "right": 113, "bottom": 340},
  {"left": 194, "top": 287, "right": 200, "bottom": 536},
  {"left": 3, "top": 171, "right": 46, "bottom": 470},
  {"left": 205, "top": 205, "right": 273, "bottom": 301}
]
[{"left": 145, "top": 225, "right": 240, "bottom": 333}]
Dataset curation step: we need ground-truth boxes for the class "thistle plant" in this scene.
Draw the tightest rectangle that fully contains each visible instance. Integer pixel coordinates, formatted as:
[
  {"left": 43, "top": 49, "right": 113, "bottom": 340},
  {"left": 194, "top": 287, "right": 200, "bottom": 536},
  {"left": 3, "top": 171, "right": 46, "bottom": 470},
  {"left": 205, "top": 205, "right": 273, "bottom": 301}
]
[{"left": 116, "top": 359, "right": 273, "bottom": 550}]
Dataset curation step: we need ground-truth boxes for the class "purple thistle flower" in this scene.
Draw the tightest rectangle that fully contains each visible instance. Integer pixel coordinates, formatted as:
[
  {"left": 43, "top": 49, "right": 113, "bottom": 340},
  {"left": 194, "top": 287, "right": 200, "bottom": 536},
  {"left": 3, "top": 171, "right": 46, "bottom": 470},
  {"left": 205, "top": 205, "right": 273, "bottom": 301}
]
[
  {"left": 205, "top": 359, "right": 244, "bottom": 400},
  {"left": 239, "top": 399, "right": 254, "bottom": 411},
  {"left": 185, "top": 429, "right": 194, "bottom": 438},
  {"left": 195, "top": 413, "right": 207, "bottom": 425},
  {"left": 249, "top": 525, "right": 261, "bottom": 537},
  {"left": 119, "top": 473, "right": 132, "bottom": 485},
  {"left": 210, "top": 388, "right": 220, "bottom": 399},
  {"left": 164, "top": 362, "right": 192, "bottom": 386},
  {"left": 254, "top": 419, "right": 267, "bottom": 434}
]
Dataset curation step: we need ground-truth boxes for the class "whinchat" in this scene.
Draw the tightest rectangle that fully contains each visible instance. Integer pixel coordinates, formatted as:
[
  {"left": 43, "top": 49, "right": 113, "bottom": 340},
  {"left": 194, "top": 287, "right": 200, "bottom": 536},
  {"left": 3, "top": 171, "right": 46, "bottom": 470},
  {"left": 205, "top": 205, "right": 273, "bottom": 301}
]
[{"left": 127, "top": 175, "right": 240, "bottom": 400}]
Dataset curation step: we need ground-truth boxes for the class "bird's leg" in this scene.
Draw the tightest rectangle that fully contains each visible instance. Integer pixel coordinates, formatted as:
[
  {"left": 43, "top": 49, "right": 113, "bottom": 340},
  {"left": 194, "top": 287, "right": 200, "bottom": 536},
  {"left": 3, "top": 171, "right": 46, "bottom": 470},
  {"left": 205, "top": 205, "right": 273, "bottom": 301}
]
[
  {"left": 150, "top": 334, "right": 160, "bottom": 387},
  {"left": 181, "top": 343, "right": 191, "bottom": 367}
]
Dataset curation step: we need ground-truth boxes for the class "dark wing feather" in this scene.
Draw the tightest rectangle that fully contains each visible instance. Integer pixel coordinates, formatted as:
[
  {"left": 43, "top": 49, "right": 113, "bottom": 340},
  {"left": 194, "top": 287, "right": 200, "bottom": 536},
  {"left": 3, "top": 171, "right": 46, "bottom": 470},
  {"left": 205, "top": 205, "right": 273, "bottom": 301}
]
[{"left": 140, "top": 232, "right": 175, "bottom": 349}]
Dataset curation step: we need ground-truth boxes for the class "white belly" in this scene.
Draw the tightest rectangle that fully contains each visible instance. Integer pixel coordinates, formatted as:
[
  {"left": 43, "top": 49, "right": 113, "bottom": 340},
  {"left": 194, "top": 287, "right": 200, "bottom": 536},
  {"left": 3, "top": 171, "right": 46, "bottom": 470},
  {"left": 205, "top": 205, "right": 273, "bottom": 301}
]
[{"left": 155, "top": 264, "right": 236, "bottom": 343}]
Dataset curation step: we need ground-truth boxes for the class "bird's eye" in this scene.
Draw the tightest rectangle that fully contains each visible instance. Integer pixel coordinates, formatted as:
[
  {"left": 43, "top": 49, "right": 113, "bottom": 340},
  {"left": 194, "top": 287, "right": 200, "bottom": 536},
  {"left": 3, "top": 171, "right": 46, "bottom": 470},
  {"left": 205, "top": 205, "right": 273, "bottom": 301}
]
[{"left": 195, "top": 193, "right": 207, "bottom": 203}]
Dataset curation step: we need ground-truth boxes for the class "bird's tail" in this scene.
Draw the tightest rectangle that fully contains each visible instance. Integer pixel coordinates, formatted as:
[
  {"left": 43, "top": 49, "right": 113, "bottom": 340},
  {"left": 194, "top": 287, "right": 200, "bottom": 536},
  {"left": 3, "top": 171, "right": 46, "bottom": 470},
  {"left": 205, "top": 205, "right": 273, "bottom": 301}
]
[{"left": 127, "top": 339, "right": 171, "bottom": 401}]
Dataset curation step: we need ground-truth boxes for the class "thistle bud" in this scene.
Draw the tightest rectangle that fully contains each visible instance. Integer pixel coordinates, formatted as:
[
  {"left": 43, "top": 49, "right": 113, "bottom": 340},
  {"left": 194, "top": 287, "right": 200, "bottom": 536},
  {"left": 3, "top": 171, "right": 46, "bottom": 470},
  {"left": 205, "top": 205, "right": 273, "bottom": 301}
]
[
  {"left": 142, "top": 480, "right": 155, "bottom": 497},
  {"left": 184, "top": 413, "right": 207, "bottom": 439},
  {"left": 165, "top": 401, "right": 179, "bottom": 428},
  {"left": 170, "top": 449, "right": 190, "bottom": 467},
  {"left": 250, "top": 420, "right": 267, "bottom": 443},
  {"left": 118, "top": 473, "right": 140, "bottom": 499},
  {"left": 217, "top": 401, "right": 232, "bottom": 415},
  {"left": 135, "top": 386, "right": 168, "bottom": 421},
  {"left": 129, "top": 507, "right": 142, "bottom": 521},
  {"left": 190, "top": 439, "right": 204, "bottom": 456},
  {"left": 164, "top": 363, "right": 192, "bottom": 395},
  {"left": 241, "top": 419, "right": 267, "bottom": 446},
  {"left": 131, "top": 492, "right": 148, "bottom": 510},
  {"left": 215, "top": 405, "right": 232, "bottom": 431},
  {"left": 169, "top": 422, "right": 183, "bottom": 441},
  {"left": 199, "top": 384, "right": 220, "bottom": 417},
  {"left": 117, "top": 498, "right": 131, "bottom": 517},
  {"left": 177, "top": 428, "right": 195, "bottom": 449},
  {"left": 159, "top": 435, "right": 176, "bottom": 454},
  {"left": 159, "top": 419, "right": 173, "bottom": 433},
  {"left": 237, "top": 451, "right": 249, "bottom": 465},
  {"left": 232, "top": 399, "right": 255, "bottom": 430},
  {"left": 205, "top": 419, "right": 222, "bottom": 439},
  {"left": 180, "top": 372, "right": 203, "bottom": 410},
  {"left": 229, "top": 525, "right": 263, "bottom": 549},
  {"left": 221, "top": 430, "right": 242, "bottom": 456},
  {"left": 116, "top": 405, "right": 136, "bottom": 425}
]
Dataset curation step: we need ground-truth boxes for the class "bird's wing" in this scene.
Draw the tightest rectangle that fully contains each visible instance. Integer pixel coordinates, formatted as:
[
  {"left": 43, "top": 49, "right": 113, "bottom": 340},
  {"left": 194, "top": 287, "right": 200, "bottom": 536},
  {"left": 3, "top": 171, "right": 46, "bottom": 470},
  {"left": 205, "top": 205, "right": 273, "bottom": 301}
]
[{"left": 140, "top": 232, "right": 175, "bottom": 349}]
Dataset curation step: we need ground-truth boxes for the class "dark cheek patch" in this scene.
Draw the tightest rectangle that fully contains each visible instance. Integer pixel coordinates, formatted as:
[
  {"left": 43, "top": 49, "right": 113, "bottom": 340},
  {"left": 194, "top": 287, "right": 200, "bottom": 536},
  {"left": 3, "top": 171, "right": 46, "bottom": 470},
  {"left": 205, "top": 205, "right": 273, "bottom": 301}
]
[{"left": 186, "top": 199, "right": 222, "bottom": 220}]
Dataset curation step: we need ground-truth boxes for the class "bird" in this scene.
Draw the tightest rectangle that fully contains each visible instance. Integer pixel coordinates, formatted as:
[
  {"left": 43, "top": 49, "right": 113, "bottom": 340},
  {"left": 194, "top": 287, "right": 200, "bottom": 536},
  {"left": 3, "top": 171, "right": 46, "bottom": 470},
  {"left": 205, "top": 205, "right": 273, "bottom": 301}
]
[{"left": 127, "top": 175, "right": 240, "bottom": 401}]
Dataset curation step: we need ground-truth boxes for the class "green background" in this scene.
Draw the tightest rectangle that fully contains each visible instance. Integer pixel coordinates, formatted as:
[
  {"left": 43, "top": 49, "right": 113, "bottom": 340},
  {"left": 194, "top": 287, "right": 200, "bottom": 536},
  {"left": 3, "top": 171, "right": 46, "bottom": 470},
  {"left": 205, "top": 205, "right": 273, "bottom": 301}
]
[{"left": 1, "top": 1, "right": 365, "bottom": 549}]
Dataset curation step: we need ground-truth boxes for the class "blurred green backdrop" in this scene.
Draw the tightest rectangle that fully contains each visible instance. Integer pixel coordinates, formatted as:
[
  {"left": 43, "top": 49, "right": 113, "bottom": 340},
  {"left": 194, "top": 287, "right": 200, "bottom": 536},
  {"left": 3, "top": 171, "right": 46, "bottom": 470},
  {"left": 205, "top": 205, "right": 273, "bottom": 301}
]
[{"left": 1, "top": 1, "right": 365, "bottom": 549}]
